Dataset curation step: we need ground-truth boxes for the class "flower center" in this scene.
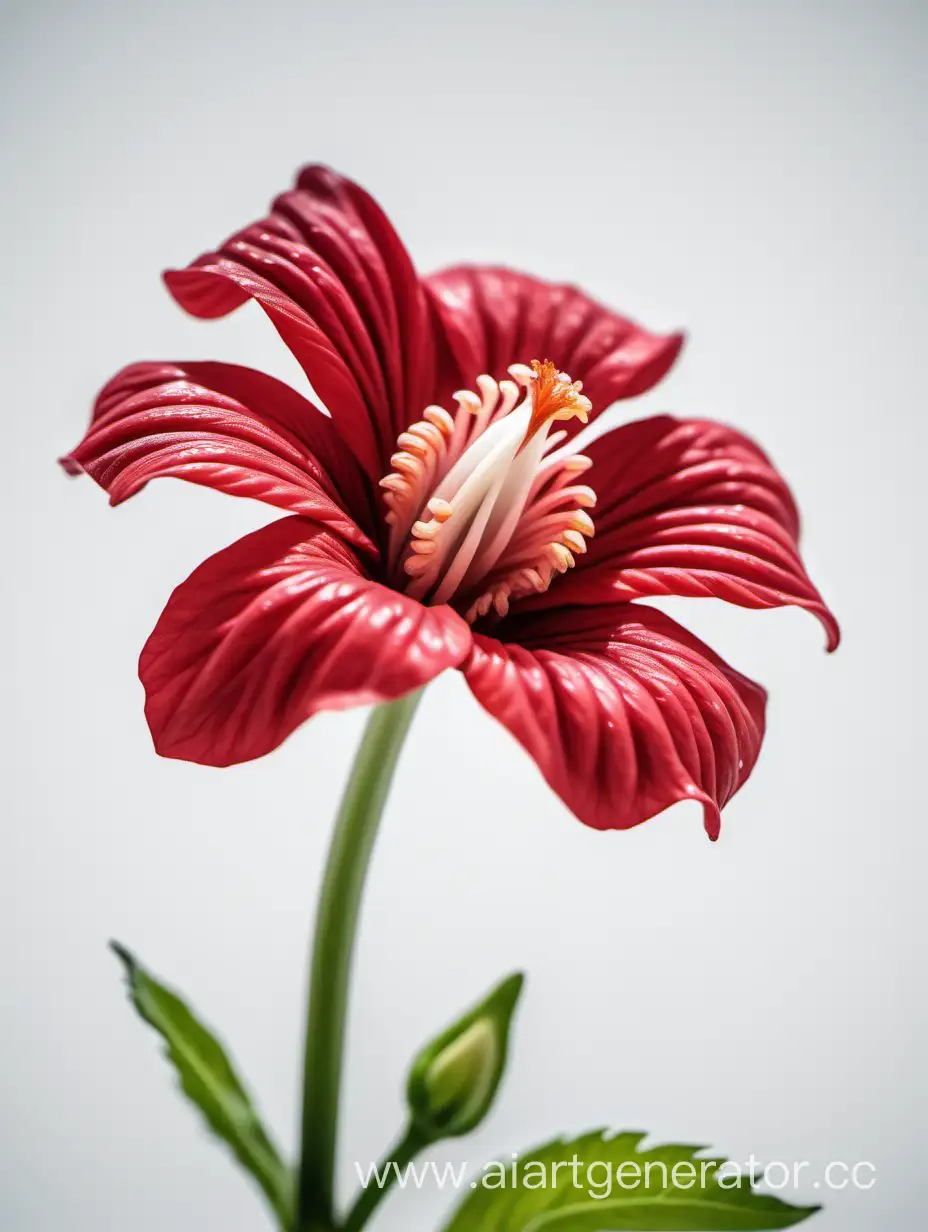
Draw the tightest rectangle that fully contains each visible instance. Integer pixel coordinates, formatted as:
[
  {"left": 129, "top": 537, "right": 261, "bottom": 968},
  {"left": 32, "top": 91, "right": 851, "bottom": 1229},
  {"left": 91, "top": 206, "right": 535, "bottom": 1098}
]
[{"left": 380, "top": 360, "right": 596, "bottom": 622}]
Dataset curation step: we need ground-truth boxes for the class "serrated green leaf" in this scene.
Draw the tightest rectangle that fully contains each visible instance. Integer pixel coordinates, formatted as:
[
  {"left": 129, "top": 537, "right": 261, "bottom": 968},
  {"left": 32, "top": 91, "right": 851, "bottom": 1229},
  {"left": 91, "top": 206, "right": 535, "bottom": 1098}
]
[
  {"left": 442, "top": 1129, "right": 820, "bottom": 1231},
  {"left": 112, "top": 942, "right": 292, "bottom": 1227}
]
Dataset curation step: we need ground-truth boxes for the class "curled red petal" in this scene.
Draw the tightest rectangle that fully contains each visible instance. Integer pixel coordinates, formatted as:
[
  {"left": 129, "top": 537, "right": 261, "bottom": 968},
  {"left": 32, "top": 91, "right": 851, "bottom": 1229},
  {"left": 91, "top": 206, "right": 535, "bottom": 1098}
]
[
  {"left": 164, "top": 165, "right": 435, "bottom": 481},
  {"left": 463, "top": 604, "right": 767, "bottom": 839},
  {"left": 536, "top": 415, "right": 840, "bottom": 650},
  {"left": 140, "top": 518, "right": 471, "bottom": 766},
  {"left": 62, "top": 361, "right": 378, "bottom": 551},
  {"left": 425, "top": 265, "right": 683, "bottom": 422}
]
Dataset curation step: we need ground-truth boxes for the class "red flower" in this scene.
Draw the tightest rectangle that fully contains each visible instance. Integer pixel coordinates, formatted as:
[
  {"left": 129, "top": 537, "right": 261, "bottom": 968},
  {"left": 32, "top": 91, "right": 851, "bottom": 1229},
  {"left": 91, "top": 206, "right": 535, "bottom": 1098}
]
[{"left": 64, "top": 165, "right": 838, "bottom": 838}]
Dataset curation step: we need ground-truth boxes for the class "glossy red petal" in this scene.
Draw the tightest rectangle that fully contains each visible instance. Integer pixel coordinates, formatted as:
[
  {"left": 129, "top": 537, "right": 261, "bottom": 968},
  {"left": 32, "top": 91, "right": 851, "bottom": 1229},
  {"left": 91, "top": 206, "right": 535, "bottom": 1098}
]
[
  {"left": 537, "top": 415, "right": 840, "bottom": 650},
  {"left": 164, "top": 166, "right": 435, "bottom": 480},
  {"left": 140, "top": 518, "right": 471, "bottom": 766},
  {"left": 463, "top": 605, "right": 766, "bottom": 838},
  {"left": 426, "top": 266, "right": 683, "bottom": 421},
  {"left": 62, "top": 361, "right": 378, "bottom": 551}
]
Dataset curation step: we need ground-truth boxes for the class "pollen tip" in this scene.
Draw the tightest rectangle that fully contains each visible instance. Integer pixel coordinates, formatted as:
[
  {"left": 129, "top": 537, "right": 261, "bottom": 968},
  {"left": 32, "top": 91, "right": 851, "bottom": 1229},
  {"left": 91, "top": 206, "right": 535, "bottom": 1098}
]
[
  {"left": 508, "top": 363, "right": 535, "bottom": 386},
  {"left": 550, "top": 543, "right": 575, "bottom": 571},
  {"left": 404, "top": 553, "right": 436, "bottom": 578},
  {"left": 562, "top": 530, "right": 587, "bottom": 553},
  {"left": 570, "top": 509, "right": 596, "bottom": 535},
  {"left": 453, "top": 390, "right": 482, "bottom": 414},
  {"left": 426, "top": 497, "right": 453, "bottom": 521},
  {"left": 572, "top": 485, "right": 597, "bottom": 507},
  {"left": 397, "top": 431, "right": 430, "bottom": 451},
  {"left": 423, "top": 405, "right": 454, "bottom": 432}
]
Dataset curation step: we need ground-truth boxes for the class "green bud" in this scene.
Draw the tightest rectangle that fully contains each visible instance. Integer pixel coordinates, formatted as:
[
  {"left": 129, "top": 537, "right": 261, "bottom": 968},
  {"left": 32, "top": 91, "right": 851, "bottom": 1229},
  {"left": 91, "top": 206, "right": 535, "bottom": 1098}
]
[{"left": 406, "top": 972, "right": 524, "bottom": 1140}]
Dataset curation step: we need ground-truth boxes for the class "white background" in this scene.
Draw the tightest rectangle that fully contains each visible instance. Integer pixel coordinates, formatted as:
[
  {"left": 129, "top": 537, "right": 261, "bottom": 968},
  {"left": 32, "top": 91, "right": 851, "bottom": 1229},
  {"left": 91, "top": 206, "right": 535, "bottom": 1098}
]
[{"left": 3, "top": 0, "right": 924, "bottom": 1228}]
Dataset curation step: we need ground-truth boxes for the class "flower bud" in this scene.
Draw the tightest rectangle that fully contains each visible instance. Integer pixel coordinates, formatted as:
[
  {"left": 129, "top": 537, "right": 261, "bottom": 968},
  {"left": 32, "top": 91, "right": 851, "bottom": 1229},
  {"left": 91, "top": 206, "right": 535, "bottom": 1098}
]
[{"left": 406, "top": 972, "right": 524, "bottom": 1140}]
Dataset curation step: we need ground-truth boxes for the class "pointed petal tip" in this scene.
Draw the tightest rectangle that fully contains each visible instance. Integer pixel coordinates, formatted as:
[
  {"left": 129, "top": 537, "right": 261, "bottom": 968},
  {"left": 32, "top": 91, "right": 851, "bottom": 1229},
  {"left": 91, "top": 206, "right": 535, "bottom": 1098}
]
[
  {"left": 695, "top": 789, "right": 722, "bottom": 841},
  {"left": 162, "top": 266, "right": 195, "bottom": 311},
  {"left": 161, "top": 267, "right": 184, "bottom": 294},
  {"left": 637, "top": 328, "right": 687, "bottom": 392},
  {"left": 667, "top": 329, "right": 687, "bottom": 356},
  {"left": 808, "top": 600, "right": 840, "bottom": 653},
  {"left": 295, "top": 162, "right": 340, "bottom": 189},
  {"left": 822, "top": 609, "right": 841, "bottom": 653},
  {"left": 162, "top": 266, "right": 246, "bottom": 320}
]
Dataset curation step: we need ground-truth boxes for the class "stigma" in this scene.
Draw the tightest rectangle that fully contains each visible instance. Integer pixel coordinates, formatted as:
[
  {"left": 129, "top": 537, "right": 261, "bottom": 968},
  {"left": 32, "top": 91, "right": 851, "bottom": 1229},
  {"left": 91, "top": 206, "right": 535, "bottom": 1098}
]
[{"left": 379, "top": 360, "right": 596, "bottom": 621}]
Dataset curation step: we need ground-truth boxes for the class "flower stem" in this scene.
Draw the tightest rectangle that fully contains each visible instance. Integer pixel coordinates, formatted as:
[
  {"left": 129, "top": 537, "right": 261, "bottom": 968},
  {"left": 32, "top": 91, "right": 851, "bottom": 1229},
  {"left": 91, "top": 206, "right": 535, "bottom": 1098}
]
[
  {"left": 295, "top": 690, "right": 423, "bottom": 1232},
  {"left": 341, "top": 1124, "right": 426, "bottom": 1232}
]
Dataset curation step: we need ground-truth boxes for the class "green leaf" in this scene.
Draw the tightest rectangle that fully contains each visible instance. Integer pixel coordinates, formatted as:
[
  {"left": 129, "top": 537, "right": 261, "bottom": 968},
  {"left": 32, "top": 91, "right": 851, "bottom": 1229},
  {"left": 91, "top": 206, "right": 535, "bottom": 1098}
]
[
  {"left": 442, "top": 1129, "right": 820, "bottom": 1231},
  {"left": 111, "top": 942, "right": 292, "bottom": 1227}
]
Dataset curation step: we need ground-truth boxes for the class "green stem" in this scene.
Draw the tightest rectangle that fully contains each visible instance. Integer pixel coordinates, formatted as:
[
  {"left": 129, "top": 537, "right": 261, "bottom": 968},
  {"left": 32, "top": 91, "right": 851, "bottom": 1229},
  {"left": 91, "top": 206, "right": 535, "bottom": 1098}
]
[
  {"left": 295, "top": 690, "right": 423, "bottom": 1232},
  {"left": 341, "top": 1125, "right": 427, "bottom": 1232}
]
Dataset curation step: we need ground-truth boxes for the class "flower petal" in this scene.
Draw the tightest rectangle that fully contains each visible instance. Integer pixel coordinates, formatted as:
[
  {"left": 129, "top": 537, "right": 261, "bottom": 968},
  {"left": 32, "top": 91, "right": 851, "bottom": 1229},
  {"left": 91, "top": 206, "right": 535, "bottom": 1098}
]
[
  {"left": 462, "top": 605, "right": 766, "bottom": 839},
  {"left": 538, "top": 415, "right": 840, "bottom": 649},
  {"left": 426, "top": 266, "right": 683, "bottom": 421},
  {"left": 62, "top": 361, "right": 377, "bottom": 551},
  {"left": 140, "top": 518, "right": 471, "bottom": 766},
  {"left": 164, "top": 166, "right": 435, "bottom": 480}
]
